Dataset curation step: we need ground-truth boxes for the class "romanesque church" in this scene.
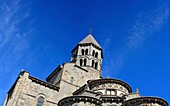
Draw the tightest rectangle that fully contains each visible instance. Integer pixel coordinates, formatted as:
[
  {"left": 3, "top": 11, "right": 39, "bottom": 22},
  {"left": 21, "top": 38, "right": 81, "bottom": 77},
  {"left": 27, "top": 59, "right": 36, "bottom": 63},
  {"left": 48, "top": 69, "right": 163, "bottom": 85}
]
[{"left": 3, "top": 33, "right": 168, "bottom": 106}]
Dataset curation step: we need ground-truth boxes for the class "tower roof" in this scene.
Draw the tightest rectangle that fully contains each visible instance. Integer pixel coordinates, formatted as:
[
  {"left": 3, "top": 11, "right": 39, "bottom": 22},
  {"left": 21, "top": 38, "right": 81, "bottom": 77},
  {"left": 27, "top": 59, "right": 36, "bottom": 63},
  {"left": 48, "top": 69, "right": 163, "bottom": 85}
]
[{"left": 79, "top": 34, "right": 101, "bottom": 48}]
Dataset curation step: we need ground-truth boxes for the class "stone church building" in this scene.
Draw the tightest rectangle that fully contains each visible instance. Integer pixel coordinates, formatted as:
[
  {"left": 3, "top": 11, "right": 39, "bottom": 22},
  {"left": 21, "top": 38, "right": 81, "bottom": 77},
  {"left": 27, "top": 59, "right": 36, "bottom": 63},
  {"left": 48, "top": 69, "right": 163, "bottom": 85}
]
[{"left": 3, "top": 33, "right": 168, "bottom": 106}]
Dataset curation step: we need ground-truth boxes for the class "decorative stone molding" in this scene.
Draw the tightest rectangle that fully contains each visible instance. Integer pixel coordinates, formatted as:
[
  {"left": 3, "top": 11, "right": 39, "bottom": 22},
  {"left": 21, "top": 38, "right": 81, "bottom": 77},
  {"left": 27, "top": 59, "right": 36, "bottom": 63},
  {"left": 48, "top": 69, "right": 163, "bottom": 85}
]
[
  {"left": 101, "top": 96, "right": 125, "bottom": 104},
  {"left": 123, "top": 97, "right": 168, "bottom": 106},
  {"left": 87, "top": 79, "right": 132, "bottom": 93},
  {"left": 58, "top": 96, "right": 103, "bottom": 106}
]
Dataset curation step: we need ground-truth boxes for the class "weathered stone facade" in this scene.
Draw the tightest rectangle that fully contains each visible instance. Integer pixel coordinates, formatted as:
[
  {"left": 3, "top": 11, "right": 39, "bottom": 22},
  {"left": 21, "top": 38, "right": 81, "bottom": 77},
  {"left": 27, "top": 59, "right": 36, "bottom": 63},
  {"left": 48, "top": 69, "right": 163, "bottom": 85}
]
[{"left": 3, "top": 33, "right": 168, "bottom": 106}]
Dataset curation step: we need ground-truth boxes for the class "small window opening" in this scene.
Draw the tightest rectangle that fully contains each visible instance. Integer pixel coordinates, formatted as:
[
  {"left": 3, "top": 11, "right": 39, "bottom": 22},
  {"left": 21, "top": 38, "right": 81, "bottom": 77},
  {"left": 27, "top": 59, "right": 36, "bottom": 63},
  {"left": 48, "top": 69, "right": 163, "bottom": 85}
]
[
  {"left": 92, "top": 50, "right": 95, "bottom": 56},
  {"left": 95, "top": 62, "right": 98, "bottom": 69},
  {"left": 92, "top": 60, "right": 94, "bottom": 68},
  {"left": 85, "top": 49, "right": 88, "bottom": 55},
  {"left": 95, "top": 52, "right": 98, "bottom": 58},
  {"left": 81, "top": 49, "right": 84, "bottom": 55},
  {"left": 37, "top": 96, "right": 44, "bottom": 106},
  {"left": 84, "top": 59, "right": 87, "bottom": 66},
  {"left": 80, "top": 59, "right": 83, "bottom": 66}
]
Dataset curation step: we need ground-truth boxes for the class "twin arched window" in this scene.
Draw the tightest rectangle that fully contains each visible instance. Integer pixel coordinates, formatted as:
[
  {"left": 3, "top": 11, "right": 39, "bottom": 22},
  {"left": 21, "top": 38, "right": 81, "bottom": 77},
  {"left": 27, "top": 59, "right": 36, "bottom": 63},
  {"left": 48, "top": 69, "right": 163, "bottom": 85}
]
[
  {"left": 81, "top": 49, "right": 98, "bottom": 58},
  {"left": 81, "top": 49, "right": 88, "bottom": 55},
  {"left": 92, "top": 50, "right": 98, "bottom": 58},
  {"left": 92, "top": 60, "right": 98, "bottom": 70},
  {"left": 37, "top": 96, "right": 44, "bottom": 106},
  {"left": 106, "top": 89, "right": 116, "bottom": 95},
  {"left": 80, "top": 59, "right": 87, "bottom": 66}
]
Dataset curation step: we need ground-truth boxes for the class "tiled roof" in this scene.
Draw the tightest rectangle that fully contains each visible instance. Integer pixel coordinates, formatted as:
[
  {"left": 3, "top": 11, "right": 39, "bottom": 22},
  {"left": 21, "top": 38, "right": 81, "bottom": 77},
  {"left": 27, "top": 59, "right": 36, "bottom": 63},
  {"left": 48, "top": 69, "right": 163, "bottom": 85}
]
[{"left": 79, "top": 34, "right": 101, "bottom": 48}]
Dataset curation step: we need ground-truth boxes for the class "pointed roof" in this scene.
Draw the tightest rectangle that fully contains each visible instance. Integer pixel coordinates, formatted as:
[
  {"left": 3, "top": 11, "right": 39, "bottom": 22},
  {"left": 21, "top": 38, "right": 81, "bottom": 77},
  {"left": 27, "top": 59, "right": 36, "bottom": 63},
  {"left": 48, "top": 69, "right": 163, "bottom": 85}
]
[{"left": 79, "top": 34, "right": 101, "bottom": 48}]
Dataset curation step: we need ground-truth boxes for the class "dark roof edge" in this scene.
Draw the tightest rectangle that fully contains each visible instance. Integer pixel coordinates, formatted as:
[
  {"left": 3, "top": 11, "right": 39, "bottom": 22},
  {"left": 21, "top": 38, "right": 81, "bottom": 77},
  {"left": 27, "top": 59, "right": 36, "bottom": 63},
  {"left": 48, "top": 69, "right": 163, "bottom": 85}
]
[
  {"left": 72, "top": 43, "right": 102, "bottom": 52},
  {"left": 7, "top": 71, "right": 28, "bottom": 94},
  {"left": 29, "top": 76, "right": 59, "bottom": 91},
  {"left": 124, "top": 96, "right": 168, "bottom": 106},
  {"left": 58, "top": 95, "right": 103, "bottom": 106},
  {"left": 46, "top": 65, "right": 63, "bottom": 81},
  {"left": 73, "top": 84, "right": 86, "bottom": 95}
]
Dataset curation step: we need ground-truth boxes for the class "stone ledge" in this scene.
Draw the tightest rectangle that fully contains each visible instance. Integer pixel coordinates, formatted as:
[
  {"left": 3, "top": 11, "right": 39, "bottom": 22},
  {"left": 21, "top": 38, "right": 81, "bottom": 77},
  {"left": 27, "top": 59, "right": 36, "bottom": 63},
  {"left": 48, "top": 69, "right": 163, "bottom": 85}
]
[{"left": 29, "top": 76, "right": 59, "bottom": 91}]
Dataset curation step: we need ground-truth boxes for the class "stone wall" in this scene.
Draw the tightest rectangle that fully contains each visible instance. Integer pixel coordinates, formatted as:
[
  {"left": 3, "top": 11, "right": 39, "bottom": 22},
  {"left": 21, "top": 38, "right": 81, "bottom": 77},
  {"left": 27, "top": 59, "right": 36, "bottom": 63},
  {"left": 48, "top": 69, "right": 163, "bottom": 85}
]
[
  {"left": 61, "top": 63, "right": 100, "bottom": 88},
  {"left": 3, "top": 61, "right": 102, "bottom": 106},
  {"left": 3, "top": 71, "right": 59, "bottom": 106}
]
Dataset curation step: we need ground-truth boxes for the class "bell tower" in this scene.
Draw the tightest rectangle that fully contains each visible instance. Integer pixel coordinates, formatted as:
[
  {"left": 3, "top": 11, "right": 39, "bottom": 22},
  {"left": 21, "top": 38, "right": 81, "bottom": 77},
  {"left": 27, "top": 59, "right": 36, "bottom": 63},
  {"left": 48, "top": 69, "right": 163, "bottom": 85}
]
[{"left": 71, "top": 33, "right": 103, "bottom": 72}]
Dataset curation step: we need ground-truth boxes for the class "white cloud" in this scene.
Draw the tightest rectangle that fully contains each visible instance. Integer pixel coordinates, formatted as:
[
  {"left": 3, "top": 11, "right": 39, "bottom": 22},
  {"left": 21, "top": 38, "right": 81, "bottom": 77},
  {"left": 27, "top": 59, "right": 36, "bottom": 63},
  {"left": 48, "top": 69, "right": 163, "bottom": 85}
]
[
  {"left": 103, "top": 1, "right": 169, "bottom": 75},
  {"left": 0, "top": 0, "right": 33, "bottom": 104},
  {"left": 0, "top": 0, "right": 32, "bottom": 72},
  {"left": 127, "top": 4, "right": 169, "bottom": 49}
]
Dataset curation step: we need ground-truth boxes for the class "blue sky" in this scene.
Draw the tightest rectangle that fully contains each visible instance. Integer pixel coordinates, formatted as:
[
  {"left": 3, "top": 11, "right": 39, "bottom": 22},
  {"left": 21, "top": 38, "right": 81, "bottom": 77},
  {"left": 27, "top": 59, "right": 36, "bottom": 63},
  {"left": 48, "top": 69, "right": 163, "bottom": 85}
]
[{"left": 0, "top": 0, "right": 170, "bottom": 105}]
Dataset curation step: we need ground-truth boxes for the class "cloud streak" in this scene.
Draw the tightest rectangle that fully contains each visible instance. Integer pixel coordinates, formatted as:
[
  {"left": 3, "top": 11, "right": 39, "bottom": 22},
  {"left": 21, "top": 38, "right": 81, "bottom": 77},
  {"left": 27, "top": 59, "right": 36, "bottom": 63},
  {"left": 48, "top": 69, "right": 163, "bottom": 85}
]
[
  {"left": 0, "top": 0, "right": 32, "bottom": 73},
  {"left": 127, "top": 4, "right": 169, "bottom": 49},
  {"left": 0, "top": 0, "right": 20, "bottom": 47},
  {"left": 103, "top": 1, "right": 169, "bottom": 76},
  {"left": 0, "top": 0, "right": 33, "bottom": 104}
]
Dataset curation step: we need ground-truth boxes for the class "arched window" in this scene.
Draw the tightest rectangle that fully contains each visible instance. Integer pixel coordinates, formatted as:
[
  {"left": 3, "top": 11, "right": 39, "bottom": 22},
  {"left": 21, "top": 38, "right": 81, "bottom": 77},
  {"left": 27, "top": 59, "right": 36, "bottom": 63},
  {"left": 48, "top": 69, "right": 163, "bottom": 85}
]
[
  {"left": 84, "top": 59, "right": 87, "bottom": 66},
  {"left": 81, "top": 49, "right": 84, "bottom": 55},
  {"left": 37, "top": 96, "right": 44, "bottom": 106},
  {"left": 70, "top": 77, "right": 74, "bottom": 84},
  {"left": 95, "top": 52, "right": 98, "bottom": 58},
  {"left": 95, "top": 62, "right": 98, "bottom": 69},
  {"left": 85, "top": 49, "right": 88, "bottom": 55},
  {"left": 92, "top": 60, "right": 94, "bottom": 68},
  {"left": 106, "top": 89, "right": 115, "bottom": 95},
  {"left": 92, "top": 50, "right": 95, "bottom": 56},
  {"left": 80, "top": 59, "right": 83, "bottom": 66}
]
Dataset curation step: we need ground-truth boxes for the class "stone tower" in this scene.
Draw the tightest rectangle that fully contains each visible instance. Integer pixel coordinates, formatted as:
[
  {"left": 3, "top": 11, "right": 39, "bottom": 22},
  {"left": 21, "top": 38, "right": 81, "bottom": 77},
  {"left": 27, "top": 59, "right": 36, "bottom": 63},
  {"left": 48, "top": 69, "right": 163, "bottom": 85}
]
[
  {"left": 45, "top": 33, "right": 103, "bottom": 101},
  {"left": 71, "top": 33, "right": 103, "bottom": 76}
]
